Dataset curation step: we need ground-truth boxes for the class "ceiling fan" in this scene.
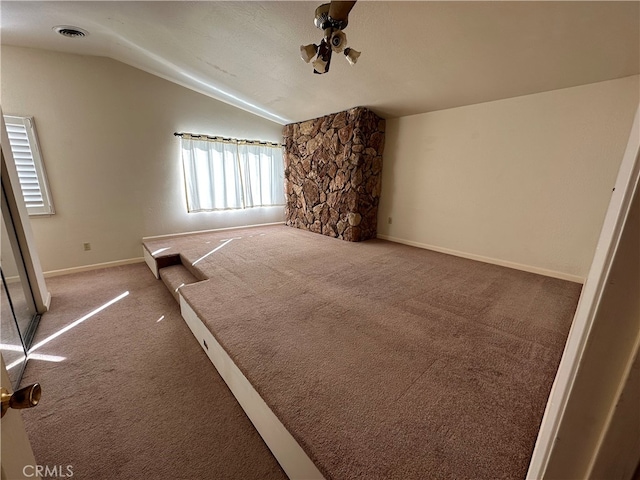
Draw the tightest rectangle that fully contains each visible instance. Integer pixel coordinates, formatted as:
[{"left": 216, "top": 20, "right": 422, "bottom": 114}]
[{"left": 300, "top": 1, "right": 361, "bottom": 74}]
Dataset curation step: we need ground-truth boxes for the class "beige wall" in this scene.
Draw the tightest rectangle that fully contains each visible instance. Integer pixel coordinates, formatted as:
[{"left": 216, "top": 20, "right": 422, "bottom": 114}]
[
  {"left": 378, "top": 76, "right": 639, "bottom": 280},
  {"left": 1, "top": 46, "right": 284, "bottom": 272}
]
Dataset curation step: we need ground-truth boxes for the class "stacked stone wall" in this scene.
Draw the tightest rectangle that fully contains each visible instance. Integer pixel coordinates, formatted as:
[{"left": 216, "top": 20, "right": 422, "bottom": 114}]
[{"left": 283, "top": 107, "right": 385, "bottom": 241}]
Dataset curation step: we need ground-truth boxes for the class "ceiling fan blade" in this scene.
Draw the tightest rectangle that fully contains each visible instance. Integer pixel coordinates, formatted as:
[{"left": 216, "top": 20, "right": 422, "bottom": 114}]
[{"left": 328, "top": 1, "right": 357, "bottom": 23}]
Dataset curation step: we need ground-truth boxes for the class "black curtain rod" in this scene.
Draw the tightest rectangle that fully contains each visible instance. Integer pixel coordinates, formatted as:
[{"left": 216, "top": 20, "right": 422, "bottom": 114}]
[{"left": 174, "top": 132, "right": 281, "bottom": 147}]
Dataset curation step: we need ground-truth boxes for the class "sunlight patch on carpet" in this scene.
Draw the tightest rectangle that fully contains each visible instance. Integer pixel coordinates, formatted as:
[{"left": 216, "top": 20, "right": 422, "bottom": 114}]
[
  {"left": 28, "top": 291, "right": 130, "bottom": 354},
  {"left": 5, "top": 354, "right": 26, "bottom": 370},
  {"left": 192, "top": 238, "right": 238, "bottom": 266}
]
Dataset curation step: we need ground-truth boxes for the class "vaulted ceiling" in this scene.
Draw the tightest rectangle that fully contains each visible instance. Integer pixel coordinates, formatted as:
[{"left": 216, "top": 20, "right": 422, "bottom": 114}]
[{"left": 2, "top": 1, "right": 638, "bottom": 124}]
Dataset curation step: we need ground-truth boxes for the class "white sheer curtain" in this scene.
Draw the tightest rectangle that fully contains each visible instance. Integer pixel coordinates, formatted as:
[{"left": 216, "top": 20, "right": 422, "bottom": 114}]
[
  {"left": 181, "top": 138, "right": 243, "bottom": 211},
  {"left": 181, "top": 136, "right": 284, "bottom": 212},
  {"left": 239, "top": 143, "right": 285, "bottom": 208}
]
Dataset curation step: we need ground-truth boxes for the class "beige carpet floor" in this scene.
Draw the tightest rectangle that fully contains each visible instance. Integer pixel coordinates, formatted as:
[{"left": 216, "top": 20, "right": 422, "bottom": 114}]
[
  {"left": 144, "top": 225, "right": 583, "bottom": 480},
  {"left": 19, "top": 263, "right": 286, "bottom": 480}
]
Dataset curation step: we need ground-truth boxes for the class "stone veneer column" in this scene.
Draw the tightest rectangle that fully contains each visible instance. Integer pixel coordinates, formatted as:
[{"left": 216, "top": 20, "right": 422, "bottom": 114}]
[{"left": 282, "top": 107, "right": 385, "bottom": 242}]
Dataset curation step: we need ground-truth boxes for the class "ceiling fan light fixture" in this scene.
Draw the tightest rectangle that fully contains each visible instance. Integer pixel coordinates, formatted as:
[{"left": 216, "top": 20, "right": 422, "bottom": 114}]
[
  {"left": 344, "top": 47, "right": 360, "bottom": 65},
  {"left": 312, "top": 56, "right": 329, "bottom": 74},
  {"left": 311, "top": 39, "right": 332, "bottom": 74},
  {"left": 302, "top": 1, "right": 358, "bottom": 74},
  {"left": 330, "top": 31, "right": 347, "bottom": 53},
  {"left": 314, "top": 3, "right": 331, "bottom": 29},
  {"left": 300, "top": 44, "right": 319, "bottom": 63}
]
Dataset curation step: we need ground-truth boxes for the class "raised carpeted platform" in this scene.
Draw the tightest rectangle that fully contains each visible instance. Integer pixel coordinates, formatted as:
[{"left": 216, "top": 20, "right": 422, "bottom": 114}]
[
  {"left": 19, "top": 263, "right": 287, "bottom": 480},
  {"left": 143, "top": 225, "right": 582, "bottom": 479}
]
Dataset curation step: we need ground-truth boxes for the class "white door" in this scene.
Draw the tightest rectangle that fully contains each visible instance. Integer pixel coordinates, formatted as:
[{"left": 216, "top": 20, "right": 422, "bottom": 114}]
[{"left": 1, "top": 354, "right": 39, "bottom": 480}]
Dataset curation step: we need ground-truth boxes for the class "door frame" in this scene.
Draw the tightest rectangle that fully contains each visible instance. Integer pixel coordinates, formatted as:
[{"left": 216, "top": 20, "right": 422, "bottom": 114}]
[
  {"left": 0, "top": 112, "right": 50, "bottom": 313},
  {"left": 527, "top": 105, "right": 640, "bottom": 477}
]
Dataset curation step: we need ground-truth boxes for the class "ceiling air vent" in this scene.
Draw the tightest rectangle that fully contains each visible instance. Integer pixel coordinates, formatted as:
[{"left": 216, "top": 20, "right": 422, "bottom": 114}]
[{"left": 53, "top": 26, "right": 89, "bottom": 38}]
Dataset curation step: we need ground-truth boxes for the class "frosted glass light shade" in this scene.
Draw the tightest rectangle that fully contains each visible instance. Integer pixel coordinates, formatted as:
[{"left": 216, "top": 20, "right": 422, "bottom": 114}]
[
  {"left": 330, "top": 31, "right": 347, "bottom": 53},
  {"left": 344, "top": 48, "right": 361, "bottom": 65},
  {"left": 300, "top": 44, "right": 318, "bottom": 63},
  {"left": 312, "top": 56, "right": 329, "bottom": 73}
]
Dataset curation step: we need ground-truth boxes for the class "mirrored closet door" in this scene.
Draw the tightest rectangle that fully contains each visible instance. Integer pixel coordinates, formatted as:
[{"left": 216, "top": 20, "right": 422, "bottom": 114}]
[{"left": 1, "top": 200, "right": 39, "bottom": 388}]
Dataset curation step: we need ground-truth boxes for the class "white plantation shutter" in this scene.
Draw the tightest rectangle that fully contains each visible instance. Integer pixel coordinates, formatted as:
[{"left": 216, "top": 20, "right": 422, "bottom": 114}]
[{"left": 4, "top": 116, "right": 54, "bottom": 215}]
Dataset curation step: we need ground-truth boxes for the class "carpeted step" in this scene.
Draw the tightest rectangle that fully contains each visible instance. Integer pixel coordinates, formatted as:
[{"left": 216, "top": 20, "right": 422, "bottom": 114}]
[
  {"left": 177, "top": 254, "right": 208, "bottom": 282},
  {"left": 159, "top": 264, "right": 200, "bottom": 303}
]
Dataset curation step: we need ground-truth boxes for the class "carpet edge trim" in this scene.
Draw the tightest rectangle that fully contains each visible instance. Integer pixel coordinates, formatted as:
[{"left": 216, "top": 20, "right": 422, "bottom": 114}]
[
  {"left": 178, "top": 294, "right": 326, "bottom": 480},
  {"left": 142, "top": 222, "right": 285, "bottom": 241}
]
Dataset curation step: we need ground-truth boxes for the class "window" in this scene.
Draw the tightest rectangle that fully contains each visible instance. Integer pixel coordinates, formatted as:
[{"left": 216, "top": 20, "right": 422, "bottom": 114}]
[
  {"left": 180, "top": 134, "right": 284, "bottom": 212},
  {"left": 4, "top": 116, "right": 55, "bottom": 216}
]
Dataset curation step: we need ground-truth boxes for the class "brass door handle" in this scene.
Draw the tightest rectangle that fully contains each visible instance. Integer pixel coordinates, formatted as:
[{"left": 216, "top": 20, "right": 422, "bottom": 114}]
[{"left": 1, "top": 383, "right": 41, "bottom": 418}]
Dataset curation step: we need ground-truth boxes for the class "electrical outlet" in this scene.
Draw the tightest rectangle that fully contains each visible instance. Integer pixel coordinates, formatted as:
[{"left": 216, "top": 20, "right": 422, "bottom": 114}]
[
  {"left": 388, "top": 217, "right": 392, "bottom": 224},
  {"left": 83, "top": 243, "right": 91, "bottom": 251}
]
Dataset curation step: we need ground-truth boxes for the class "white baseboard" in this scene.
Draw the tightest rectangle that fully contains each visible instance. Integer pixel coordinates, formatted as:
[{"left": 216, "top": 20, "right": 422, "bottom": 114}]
[
  {"left": 43, "top": 257, "right": 145, "bottom": 278},
  {"left": 179, "top": 294, "right": 325, "bottom": 480},
  {"left": 43, "top": 290, "right": 51, "bottom": 310},
  {"left": 142, "top": 222, "right": 285, "bottom": 241},
  {"left": 376, "top": 234, "right": 584, "bottom": 284},
  {"left": 2, "top": 275, "right": 21, "bottom": 284}
]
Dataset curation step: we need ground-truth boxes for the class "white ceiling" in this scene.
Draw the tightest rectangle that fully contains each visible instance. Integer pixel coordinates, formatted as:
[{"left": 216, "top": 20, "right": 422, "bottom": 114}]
[{"left": 1, "top": 1, "right": 638, "bottom": 124}]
